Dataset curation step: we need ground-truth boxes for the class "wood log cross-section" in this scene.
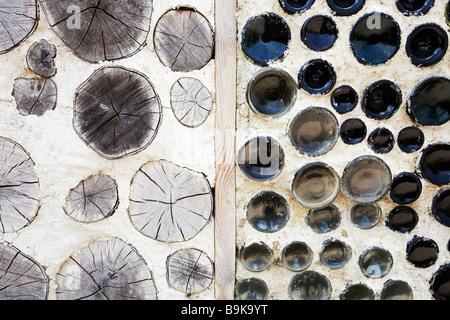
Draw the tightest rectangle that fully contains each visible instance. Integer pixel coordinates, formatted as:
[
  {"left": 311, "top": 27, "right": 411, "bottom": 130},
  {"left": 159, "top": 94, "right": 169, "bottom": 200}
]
[
  {"left": 63, "top": 173, "right": 119, "bottom": 223},
  {"left": 166, "top": 248, "right": 214, "bottom": 294},
  {"left": 26, "top": 39, "right": 57, "bottom": 77},
  {"left": 56, "top": 238, "right": 157, "bottom": 300},
  {"left": 12, "top": 78, "right": 57, "bottom": 117},
  {"left": 0, "top": 137, "right": 40, "bottom": 234},
  {"left": 39, "top": 0, "right": 153, "bottom": 63},
  {"left": 170, "top": 77, "right": 213, "bottom": 128},
  {"left": 0, "top": 0, "right": 39, "bottom": 54},
  {"left": 0, "top": 243, "right": 48, "bottom": 300},
  {"left": 128, "top": 160, "right": 213, "bottom": 243},
  {"left": 154, "top": 7, "right": 214, "bottom": 72},
  {"left": 73, "top": 66, "right": 162, "bottom": 160}
]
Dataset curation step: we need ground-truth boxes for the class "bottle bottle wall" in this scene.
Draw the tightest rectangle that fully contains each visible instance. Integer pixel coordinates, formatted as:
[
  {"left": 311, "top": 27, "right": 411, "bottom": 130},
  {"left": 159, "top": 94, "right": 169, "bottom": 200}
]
[{"left": 236, "top": 0, "right": 450, "bottom": 300}]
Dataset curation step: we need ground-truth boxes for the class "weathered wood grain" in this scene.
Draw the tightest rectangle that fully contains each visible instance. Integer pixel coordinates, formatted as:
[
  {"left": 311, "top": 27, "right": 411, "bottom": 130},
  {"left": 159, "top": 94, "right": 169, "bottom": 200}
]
[
  {"left": 0, "top": 0, "right": 39, "bottom": 54},
  {"left": 39, "top": 0, "right": 153, "bottom": 63},
  {"left": 26, "top": 39, "right": 57, "bottom": 77},
  {"left": 214, "top": 0, "right": 237, "bottom": 300},
  {"left": 154, "top": 7, "right": 214, "bottom": 72},
  {"left": 63, "top": 173, "right": 119, "bottom": 223},
  {"left": 0, "top": 137, "right": 40, "bottom": 234},
  {"left": 128, "top": 160, "right": 213, "bottom": 243},
  {"left": 12, "top": 77, "right": 57, "bottom": 116},
  {"left": 56, "top": 238, "right": 157, "bottom": 300},
  {"left": 166, "top": 248, "right": 213, "bottom": 294},
  {"left": 73, "top": 66, "right": 162, "bottom": 160},
  {"left": 170, "top": 77, "right": 213, "bottom": 128},
  {"left": 0, "top": 243, "right": 48, "bottom": 300}
]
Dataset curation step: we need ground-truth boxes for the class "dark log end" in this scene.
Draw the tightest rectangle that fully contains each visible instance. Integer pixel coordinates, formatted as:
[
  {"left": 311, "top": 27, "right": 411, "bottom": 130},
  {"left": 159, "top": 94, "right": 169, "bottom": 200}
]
[
  {"left": 12, "top": 78, "right": 57, "bottom": 117},
  {"left": 26, "top": 39, "right": 57, "bottom": 77},
  {"left": 39, "top": 0, "right": 153, "bottom": 63},
  {"left": 73, "top": 66, "right": 162, "bottom": 159}
]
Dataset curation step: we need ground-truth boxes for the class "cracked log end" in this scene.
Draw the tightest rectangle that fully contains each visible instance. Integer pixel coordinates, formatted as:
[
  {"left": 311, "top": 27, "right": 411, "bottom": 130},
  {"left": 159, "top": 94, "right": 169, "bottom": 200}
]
[
  {"left": 63, "top": 173, "right": 119, "bottom": 223},
  {"left": 0, "top": 0, "right": 39, "bottom": 54},
  {"left": 56, "top": 238, "right": 157, "bottom": 300},
  {"left": 12, "top": 78, "right": 57, "bottom": 117},
  {"left": 166, "top": 248, "right": 214, "bottom": 294},
  {"left": 128, "top": 160, "right": 213, "bottom": 243},
  {"left": 0, "top": 137, "right": 40, "bottom": 234},
  {"left": 154, "top": 8, "right": 214, "bottom": 72},
  {"left": 73, "top": 66, "right": 162, "bottom": 160},
  {"left": 39, "top": 0, "right": 153, "bottom": 63},
  {"left": 170, "top": 77, "right": 213, "bottom": 128},
  {"left": 26, "top": 39, "right": 57, "bottom": 77},
  {"left": 0, "top": 243, "right": 48, "bottom": 300}
]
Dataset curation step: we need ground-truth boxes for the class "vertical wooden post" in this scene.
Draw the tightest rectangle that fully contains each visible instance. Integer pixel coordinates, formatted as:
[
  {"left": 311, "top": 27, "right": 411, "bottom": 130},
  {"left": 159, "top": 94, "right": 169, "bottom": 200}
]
[{"left": 214, "top": 0, "right": 237, "bottom": 300}]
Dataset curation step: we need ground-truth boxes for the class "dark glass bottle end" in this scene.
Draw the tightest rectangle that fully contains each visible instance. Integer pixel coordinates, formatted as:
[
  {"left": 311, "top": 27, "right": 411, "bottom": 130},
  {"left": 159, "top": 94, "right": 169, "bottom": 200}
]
[
  {"left": 301, "top": 15, "right": 338, "bottom": 51},
  {"left": 241, "top": 13, "right": 291, "bottom": 66},
  {"left": 298, "top": 59, "right": 337, "bottom": 95},
  {"left": 396, "top": 0, "right": 435, "bottom": 16},
  {"left": 327, "top": 0, "right": 366, "bottom": 16},
  {"left": 340, "top": 118, "right": 367, "bottom": 145},
  {"left": 406, "top": 23, "right": 448, "bottom": 67},
  {"left": 398, "top": 126, "right": 425, "bottom": 153},
  {"left": 368, "top": 128, "right": 395, "bottom": 154},
  {"left": 408, "top": 77, "right": 450, "bottom": 126},
  {"left": 350, "top": 12, "right": 401, "bottom": 66},
  {"left": 279, "top": 0, "right": 315, "bottom": 14}
]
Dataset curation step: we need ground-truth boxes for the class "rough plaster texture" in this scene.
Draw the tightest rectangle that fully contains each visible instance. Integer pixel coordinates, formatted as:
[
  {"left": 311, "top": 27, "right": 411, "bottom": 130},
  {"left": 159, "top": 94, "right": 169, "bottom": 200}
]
[
  {"left": 0, "top": 0, "right": 215, "bottom": 300},
  {"left": 236, "top": 0, "right": 450, "bottom": 300}
]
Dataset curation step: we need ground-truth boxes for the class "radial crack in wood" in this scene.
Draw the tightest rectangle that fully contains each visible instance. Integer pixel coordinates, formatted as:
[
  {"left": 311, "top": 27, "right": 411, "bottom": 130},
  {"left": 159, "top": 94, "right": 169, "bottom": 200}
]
[
  {"left": 128, "top": 160, "right": 213, "bottom": 243},
  {"left": 0, "top": 0, "right": 39, "bottom": 54},
  {"left": 154, "top": 8, "right": 214, "bottom": 72},
  {"left": 0, "top": 137, "right": 40, "bottom": 234},
  {"left": 73, "top": 66, "right": 162, "bottom": 160},
  {"left": 63, "top": 173, "right": 119, "bottom": 223},
  {"left": 0, "top": 243, "right": 48, "bottom": 300},
  {"left": 12, "top": 78, "right": 57, "bottom": 117},
  {"left": 26, "top": 39, "right": 57, "bottom": 77},
  {"left": 166, "top": 248, "right": 213, "bottom": 294},
  {"left": 56, "top": 238, "right": 157, "bottom": 300},
  {"left": 170, "top": 77, "right": 213, "bottom": 128},
  {"left": 39, "top": 0, "right": 153, "bottom": 63}
]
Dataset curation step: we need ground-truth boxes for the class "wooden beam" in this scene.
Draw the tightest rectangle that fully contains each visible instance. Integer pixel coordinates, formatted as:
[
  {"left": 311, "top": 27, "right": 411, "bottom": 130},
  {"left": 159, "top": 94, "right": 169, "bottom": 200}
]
[{"left": 214, "top": 0, "right": 237, "bottom": 300}]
